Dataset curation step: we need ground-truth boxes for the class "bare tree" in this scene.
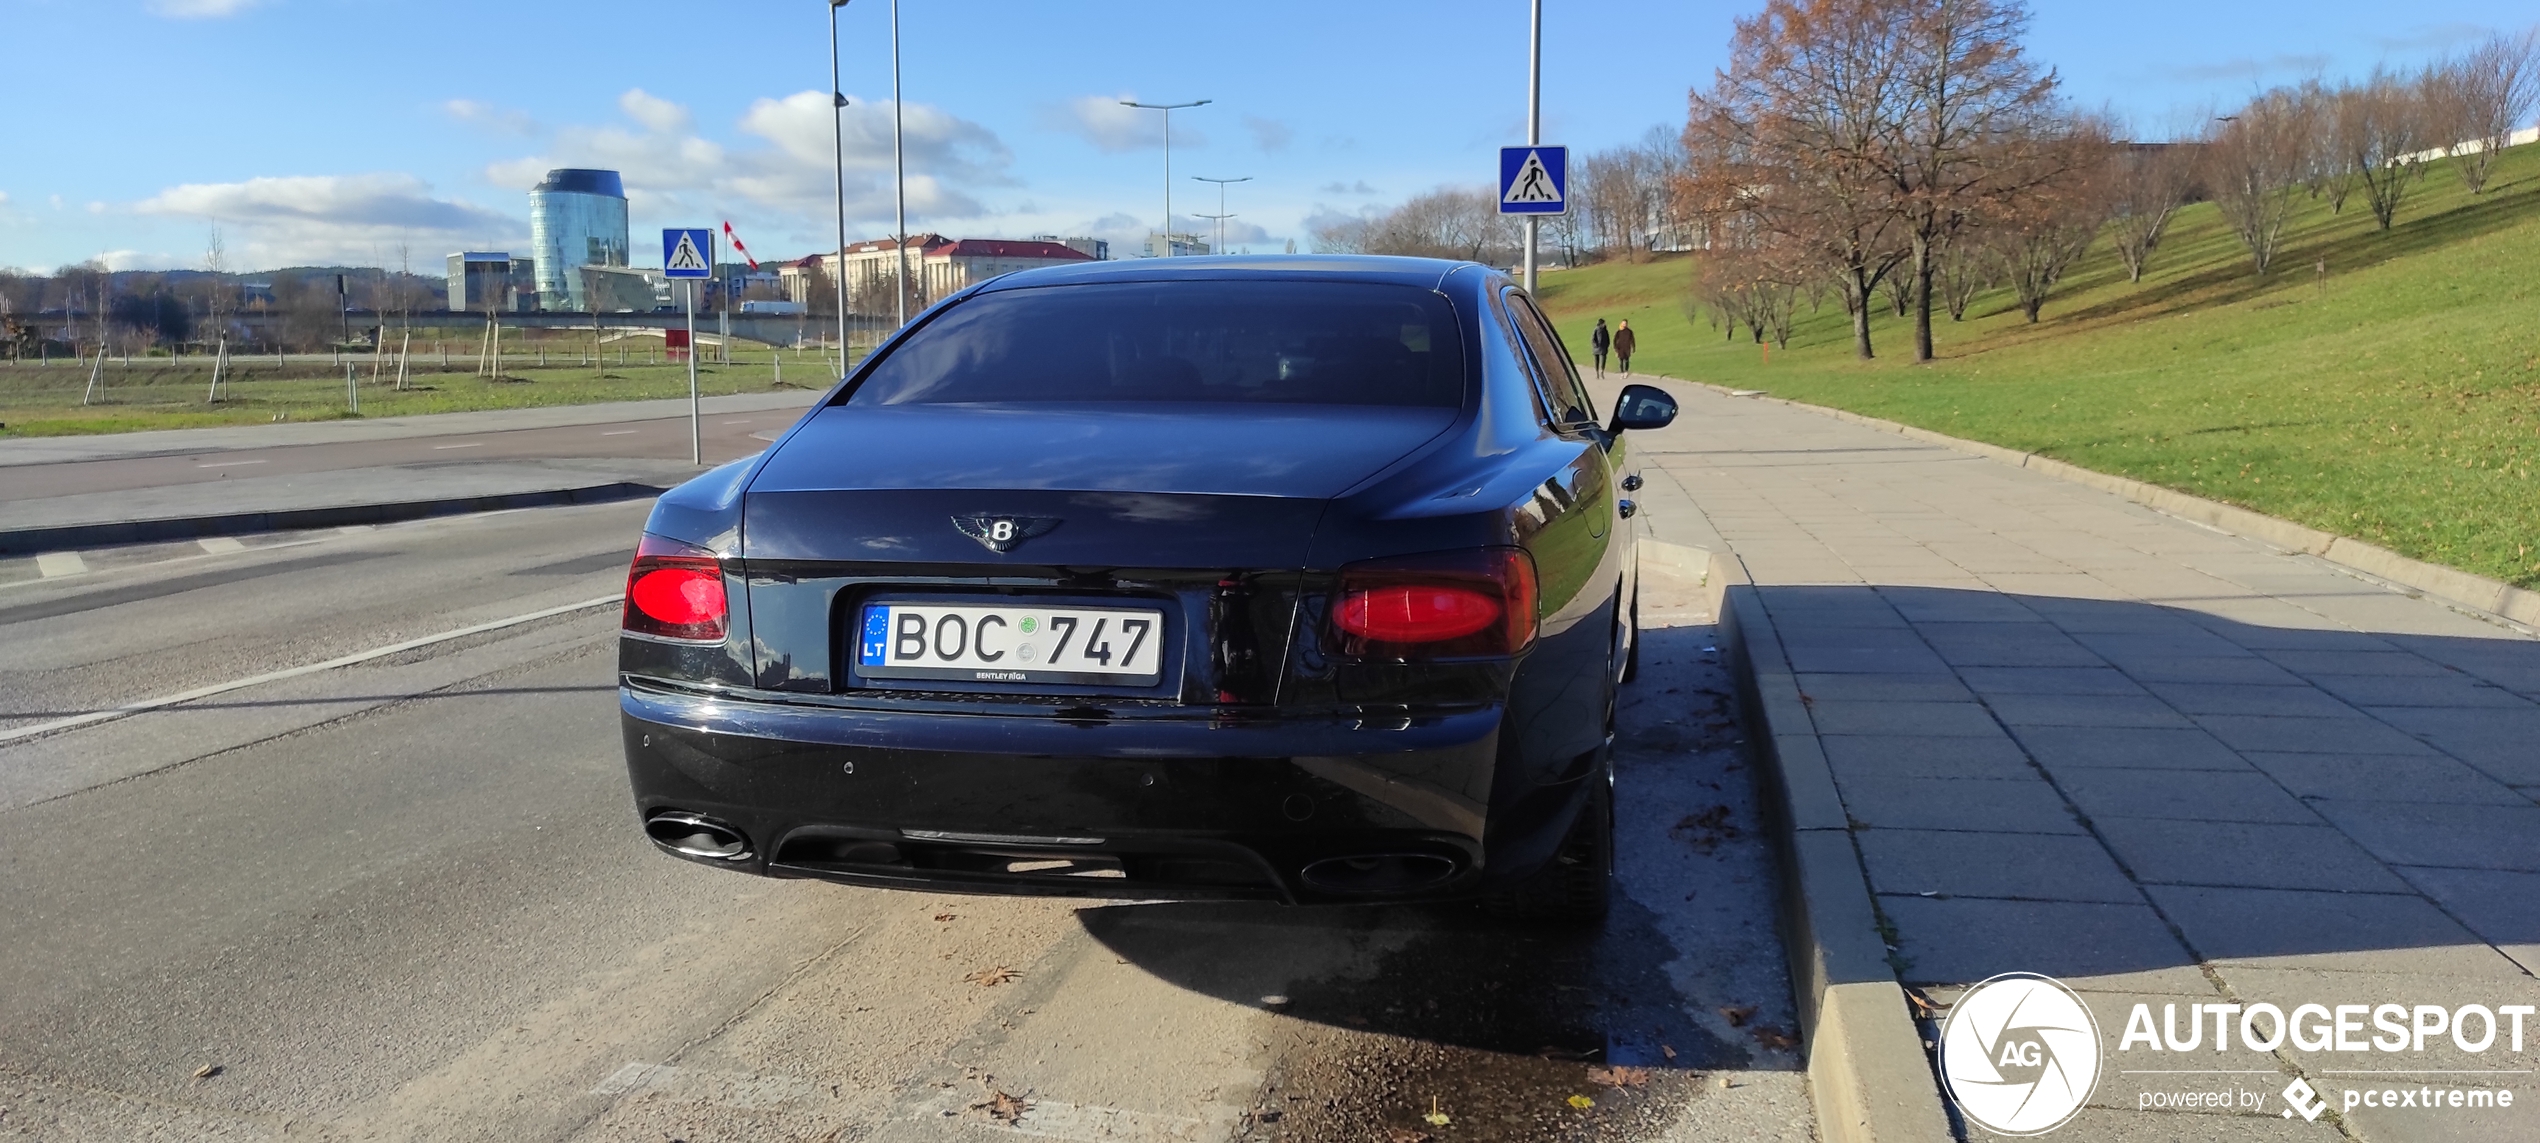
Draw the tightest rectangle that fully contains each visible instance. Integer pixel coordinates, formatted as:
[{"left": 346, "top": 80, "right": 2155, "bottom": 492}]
[
  {"left": 2103, "top": 141, "right": 2191, "bottom": 282},
  {"left": 1933, "top": 230, "right": 1989, "bottom": 319},
  {"left": 1990, "top": 120, "right": 2111, "bottom": 321},
  {"left": 2437, "top": 29, "right": 2540, "bottom": 194},
  {"left": 2347, "top": 67, "right": 2431, "bottom": 230},
  {"left": 1883, "top": 0, "right": 2063, "bottom": 361},
  {"left": 1689, "top": 0, "right": 1915, "bottom": 359},
  {"left": 2204, "top": 89, "right": 2313, "bottom": 274}
]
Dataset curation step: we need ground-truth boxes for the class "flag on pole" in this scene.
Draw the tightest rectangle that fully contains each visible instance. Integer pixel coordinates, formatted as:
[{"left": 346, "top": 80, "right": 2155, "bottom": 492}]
[{"left": 722, "top": 221, "right": 758, "bottom": 270}]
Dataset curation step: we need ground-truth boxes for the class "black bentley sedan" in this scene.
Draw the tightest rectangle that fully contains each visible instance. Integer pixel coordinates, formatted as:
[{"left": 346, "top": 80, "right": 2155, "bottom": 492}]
[{"left": 618, "top": 255, "right": 1676, "bottom": 925}]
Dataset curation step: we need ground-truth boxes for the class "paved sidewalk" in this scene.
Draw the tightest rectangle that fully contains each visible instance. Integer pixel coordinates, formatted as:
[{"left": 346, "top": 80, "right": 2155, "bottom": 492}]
[{"left": 1632, "top": 385, "right": 2540, "bottom": 1143}]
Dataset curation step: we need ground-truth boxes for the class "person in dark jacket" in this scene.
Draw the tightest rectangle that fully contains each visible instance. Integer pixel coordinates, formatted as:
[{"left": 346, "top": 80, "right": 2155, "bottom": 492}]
[
  {"left": 1613, "top": 319, "right": 1637, "bottom": 375},
  {"left": 1588, "top": 318, "right": 1610, "bottom": 376}
]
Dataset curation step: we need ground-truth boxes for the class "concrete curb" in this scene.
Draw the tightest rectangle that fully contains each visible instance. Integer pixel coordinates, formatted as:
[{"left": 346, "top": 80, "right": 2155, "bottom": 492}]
[
  {"left": 1679, "top": 380, "right": 2540, "bottom": 631},
  {"left": 1644, "top": 540, "right": 1955, "bottom": 1143},
  {"left": 0, "top": 479, "right": 676, "bottom": 555}
]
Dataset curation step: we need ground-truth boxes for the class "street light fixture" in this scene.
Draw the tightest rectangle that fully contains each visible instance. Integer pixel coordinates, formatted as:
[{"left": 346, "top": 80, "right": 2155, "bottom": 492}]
[
  {"left": 827, "top": 0, "right": 852, "bottom": 373},
  {"left": 1120, "top": 99, "right": 1210, "bottom": 254},
  {"left": 1191, "top": 175, "right": 1250, "bottom": 254}
]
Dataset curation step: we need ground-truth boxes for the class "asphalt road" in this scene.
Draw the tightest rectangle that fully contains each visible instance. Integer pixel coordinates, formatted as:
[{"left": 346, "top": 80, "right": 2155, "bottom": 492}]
[{"left": 0, "top": 501, "right": 1811, "bottom": 1142}]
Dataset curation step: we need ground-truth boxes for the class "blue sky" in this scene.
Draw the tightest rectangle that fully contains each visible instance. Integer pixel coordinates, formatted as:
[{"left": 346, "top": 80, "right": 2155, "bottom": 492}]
[{"left": 0, "top": 0, "right": 2529, "bottom": 274}]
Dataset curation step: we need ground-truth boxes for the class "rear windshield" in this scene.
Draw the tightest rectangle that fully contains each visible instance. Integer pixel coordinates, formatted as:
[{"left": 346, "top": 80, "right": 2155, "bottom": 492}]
[{"left": 845, "top": 281, "right": 1466, "bottom": 408}]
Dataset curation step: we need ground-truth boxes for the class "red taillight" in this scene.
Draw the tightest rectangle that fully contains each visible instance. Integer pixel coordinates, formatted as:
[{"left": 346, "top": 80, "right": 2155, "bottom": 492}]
[
  {"left": 623, "top": 534, "right": 728, "bottom": 642},
  {"left": 1330, "top": 548, "right": 1538, "bottom": 659}
]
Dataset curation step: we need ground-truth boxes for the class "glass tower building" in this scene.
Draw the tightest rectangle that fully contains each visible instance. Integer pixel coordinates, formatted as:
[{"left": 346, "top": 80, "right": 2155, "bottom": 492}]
[{"left": 528, "top": 169, "right": 629, "bottom": 312}]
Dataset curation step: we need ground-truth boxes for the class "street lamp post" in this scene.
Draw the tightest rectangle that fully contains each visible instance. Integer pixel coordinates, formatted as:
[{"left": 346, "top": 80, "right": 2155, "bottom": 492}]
[
  {"left": 828, "top": 0, "right": 852, "bottom": 375},
  {"left": 890, "top": 0, "right": 907, "bottom": 328},
  {"left": 1120, "top": 99, "right": 1210, "bottom": 254},
  {"left": 1191, "top": 175, "right": 1250, "bottom": 254}
]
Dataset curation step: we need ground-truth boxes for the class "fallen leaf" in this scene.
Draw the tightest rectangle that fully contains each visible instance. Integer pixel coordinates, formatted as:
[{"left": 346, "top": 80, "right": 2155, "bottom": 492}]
[
  {"left": 1719, "top": 1004, "right": 1757, "bottom": 1027},
  {"left": 1345, "top": 1014, "right": 1370, "bottom": 1026},
  {"left": 191, "top": 1064, "right": 222, "bottom": 1080},
  {"left": 1754, "top": 1025, "right": 1799, "bottom": 1051},
  {"left": 933, "top": 912, "right": 958, "bottom": 922},
  {"left": 1423, "top": 1095, "right": 1450, "bottom": 1126},
  {"left": 1536, "top": 1044, "right": 1600, "bottom": 1061},
  {"left": 963, "top": 966, "right": 1021, "bottom": 987},
  {"left": 1660, "top": 1043, "right": 1678, "bottom": 1061},
  {"left": 1670, "top": 805, "right": 1742, "bottom": 852},
  {"left": 1566, "top": 1093, "right": 1595, "bottom": 1109},
  {"left": 1586, "top": 1065, "right": 1650, "bottom": 1088},
  {"left": 973, "top": 1090, "right": 1031, "bottom": 1124}
]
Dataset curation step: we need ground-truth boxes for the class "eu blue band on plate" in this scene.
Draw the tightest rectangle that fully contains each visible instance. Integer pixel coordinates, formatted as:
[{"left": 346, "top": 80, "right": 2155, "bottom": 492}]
[{"left": 859, "top": 606, "right": 890, "bottom": 665}]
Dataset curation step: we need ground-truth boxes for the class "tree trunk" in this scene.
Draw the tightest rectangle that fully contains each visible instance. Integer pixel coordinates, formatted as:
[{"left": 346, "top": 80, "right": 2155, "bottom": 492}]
[
  {"left": 1911, "top": 234, "right": 1936, "bottom": 363},
  {"left": 1843, "top": 270, "right": 1876, "bottom": 360}
]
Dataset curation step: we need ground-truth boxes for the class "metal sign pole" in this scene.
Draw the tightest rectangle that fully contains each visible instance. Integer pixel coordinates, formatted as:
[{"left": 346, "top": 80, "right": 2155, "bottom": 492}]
[
  {"left": 1524, "top": 0, "right": 1542, "bottom": 294},
  {"left": 686, "top": 281, "right": 701, "bottom": 465}
]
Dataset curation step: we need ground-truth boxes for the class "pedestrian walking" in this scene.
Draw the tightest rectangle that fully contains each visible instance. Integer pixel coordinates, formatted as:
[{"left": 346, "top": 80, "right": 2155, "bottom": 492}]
[
  {"left": 1589, "top": 318, "right": 1610, "bottom": 377},
  {"left": 1613, "top": 319, "right": 1637, "bottom": 375}
]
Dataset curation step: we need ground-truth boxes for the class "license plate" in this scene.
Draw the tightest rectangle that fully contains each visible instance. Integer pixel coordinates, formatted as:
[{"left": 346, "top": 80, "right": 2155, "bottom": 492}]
[{"left": 857, "top": 602, "right": 1166, "bottom": 686}]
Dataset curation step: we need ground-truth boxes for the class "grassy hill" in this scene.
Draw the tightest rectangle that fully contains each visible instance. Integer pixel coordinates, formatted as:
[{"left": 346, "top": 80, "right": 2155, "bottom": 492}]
[{"left": 1535, "top": 144, "right": 2540, "bottom": 589}]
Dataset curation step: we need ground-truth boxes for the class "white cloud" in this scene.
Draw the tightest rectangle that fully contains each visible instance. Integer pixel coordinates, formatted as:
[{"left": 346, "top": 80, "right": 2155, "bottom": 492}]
[
  {"left": 149, "top": 0, "right": 262, "bottom": 17},
  {"left": 442, "top": 99, "right": 538, "bottom": 136},
  {"left": 132, "top": 173, "right": 520, "bottom": 266},
  {"left": 1045, "top": 94, "right": 1209, "bottom": 154},
  {"left": 1244, "top": 116, "right": 1293, "bottom": 153},
  {"left": 618, "top": 88, "right": 691, "bottom": 134},
  {"left": 486, "top": 88, "right": 1012, "bottom": 252}
]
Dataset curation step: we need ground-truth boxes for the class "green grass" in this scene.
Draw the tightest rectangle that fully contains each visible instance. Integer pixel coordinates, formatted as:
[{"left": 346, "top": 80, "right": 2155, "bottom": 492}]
[
  {"left": 1536, "top": 144, "right": 2540, "bottom": 589},
  {"left": 0, "top": 343, "right": 856, "bottom": 437}
]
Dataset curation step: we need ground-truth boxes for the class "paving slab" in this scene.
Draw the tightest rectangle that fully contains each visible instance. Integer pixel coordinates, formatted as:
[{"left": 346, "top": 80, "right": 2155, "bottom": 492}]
[{"left": 1640, "top": 381, "right": 2540, "bottom": 1142}]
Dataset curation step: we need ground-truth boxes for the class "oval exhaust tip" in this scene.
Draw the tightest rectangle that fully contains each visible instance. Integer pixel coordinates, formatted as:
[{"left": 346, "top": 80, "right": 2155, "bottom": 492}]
[
  {"left": 1298, "top": 853, "right": 1458, "bottom": 894},
  {"left": 645, "top": 810, "right": 752, "bottom": 861}
]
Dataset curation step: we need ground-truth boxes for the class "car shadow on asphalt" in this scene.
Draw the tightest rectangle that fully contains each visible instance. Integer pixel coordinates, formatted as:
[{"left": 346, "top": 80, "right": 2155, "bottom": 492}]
[{"left": 1070, "top": 622, "right": 1807, "bottom": 1139}]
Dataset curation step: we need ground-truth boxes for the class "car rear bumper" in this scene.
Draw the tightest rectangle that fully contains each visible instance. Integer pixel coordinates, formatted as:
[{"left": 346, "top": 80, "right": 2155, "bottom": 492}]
[{"left": 620, "top": 684, "right": 1582, "bottom": 904}]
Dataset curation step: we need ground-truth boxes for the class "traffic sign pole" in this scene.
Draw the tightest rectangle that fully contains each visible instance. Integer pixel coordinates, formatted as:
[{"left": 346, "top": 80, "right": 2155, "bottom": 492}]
[
  {"left": 686, "top": 281, "right": 700, "bottom": 465},
  {"left": 1524, "top": 0, "right": 1541, "bottom": 293},
  {"left": 664, "top": 228, "right": 715, "bottom": 465}
]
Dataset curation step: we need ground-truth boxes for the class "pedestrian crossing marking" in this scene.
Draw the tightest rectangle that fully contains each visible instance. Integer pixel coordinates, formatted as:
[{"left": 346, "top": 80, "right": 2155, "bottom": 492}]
[
  {"left": 1504, "top": 150, "right": 1561, "bottom": 204},
  {"left": 666, "top": 233, "right": 708, "bottom": 273}
]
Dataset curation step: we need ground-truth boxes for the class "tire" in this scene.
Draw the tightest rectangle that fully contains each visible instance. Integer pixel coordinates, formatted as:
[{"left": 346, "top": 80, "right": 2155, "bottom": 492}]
[
  {"left": 1485, "top": 764, "right": 1614, "bottom": 928},
  {"left": 1618, "top": 588, "right": 1642, "bottom": 685}
]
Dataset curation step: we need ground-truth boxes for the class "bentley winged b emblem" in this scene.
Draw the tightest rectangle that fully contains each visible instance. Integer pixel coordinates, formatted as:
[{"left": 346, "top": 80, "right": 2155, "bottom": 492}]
[{"left": 953, "top": 514, "right": 1061, "bottom": 554}]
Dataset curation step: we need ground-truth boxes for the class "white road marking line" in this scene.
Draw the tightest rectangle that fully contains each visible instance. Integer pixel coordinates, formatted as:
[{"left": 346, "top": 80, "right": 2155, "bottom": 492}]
[
  {"left": 0, "top": 593, "right": 619, "bottom": 746},
  {"left": 34, "top": 552, "right": 87, "bottom": 578},
  {"left": 720, "top": 419, "right": 753, "bottom": 425},
  {"left": 197, "top": 537, "right": 247, "bottom": 554},
  {"left": 431, "top": 442, "right": 484, "bottom": 450},
  {"left": 600, "top": 430, "right": 639, "bottom": 436},
  {"left": 195, "top": 459, "right": 267, "bottom": 468},
  {"left": 337, "top": 525, "right": 375, "bottom": 534}
]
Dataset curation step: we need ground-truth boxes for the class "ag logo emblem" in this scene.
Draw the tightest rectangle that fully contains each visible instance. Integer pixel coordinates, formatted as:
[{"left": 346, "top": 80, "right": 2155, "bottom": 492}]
[
  {"left": 1939, "top": 972, "right": 2101, "bottom": 1136},
  {"left": 953, "top": 515, "right": 1060, "bottom": 554}
]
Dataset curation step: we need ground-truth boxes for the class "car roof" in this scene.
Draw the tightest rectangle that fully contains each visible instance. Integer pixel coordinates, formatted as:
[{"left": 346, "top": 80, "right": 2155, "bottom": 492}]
[{"left": 972, "top": 253, "right": 1473, "bottom": 293}]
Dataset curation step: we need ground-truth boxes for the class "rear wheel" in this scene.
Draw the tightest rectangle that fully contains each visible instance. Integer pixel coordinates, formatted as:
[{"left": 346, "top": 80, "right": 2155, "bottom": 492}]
[
  {"left": 1618, "top": 587, "right": 1642, "bottom": 685},
  {"left": 1485, "top": 762, "right": 1613, "bottom": 928}
]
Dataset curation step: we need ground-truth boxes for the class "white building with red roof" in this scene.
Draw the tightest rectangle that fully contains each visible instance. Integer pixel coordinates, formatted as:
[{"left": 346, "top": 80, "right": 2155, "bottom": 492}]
[{"left": 783, "top": 234, "right": 1098, "bottom": 316}]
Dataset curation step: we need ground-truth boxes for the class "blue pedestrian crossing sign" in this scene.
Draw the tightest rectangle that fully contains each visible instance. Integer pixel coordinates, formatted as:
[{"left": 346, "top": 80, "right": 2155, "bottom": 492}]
[
  {"left": 662, "top": 228, "right": 715, "bottom": 279},
  {"left": 1499, "top": 146, "right": 1567, "bottom": 215}
]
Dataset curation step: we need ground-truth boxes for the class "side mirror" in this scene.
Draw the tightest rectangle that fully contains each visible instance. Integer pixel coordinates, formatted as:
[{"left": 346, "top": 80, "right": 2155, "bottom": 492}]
[{"left": 1609, "top": 383, "right": 1678, "bottom": 432}]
